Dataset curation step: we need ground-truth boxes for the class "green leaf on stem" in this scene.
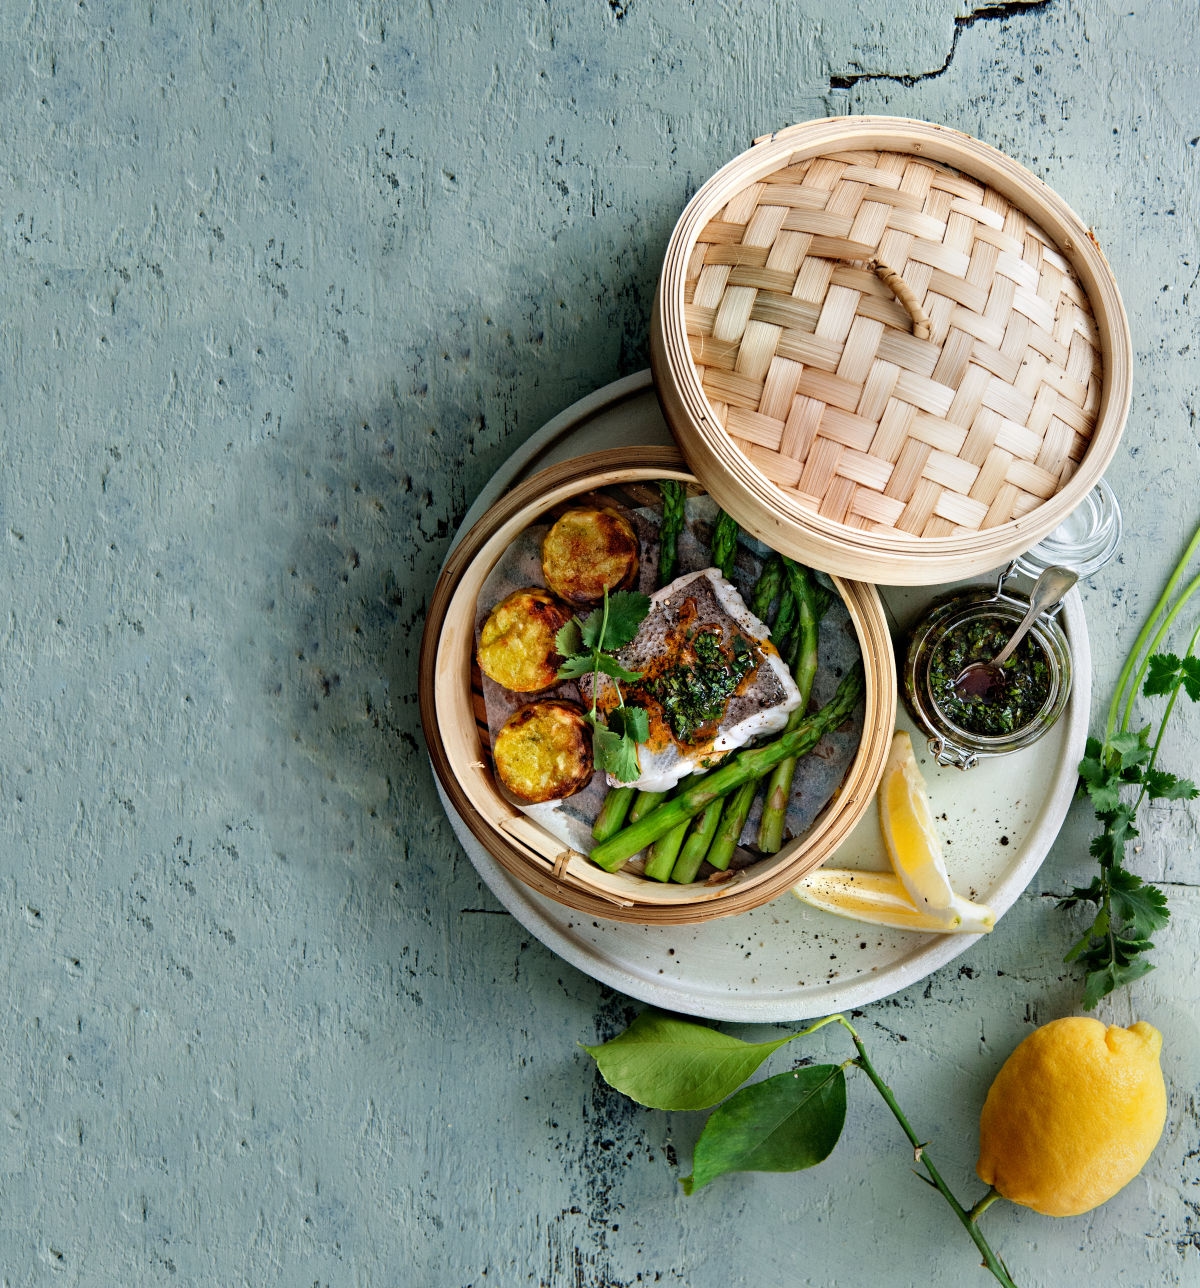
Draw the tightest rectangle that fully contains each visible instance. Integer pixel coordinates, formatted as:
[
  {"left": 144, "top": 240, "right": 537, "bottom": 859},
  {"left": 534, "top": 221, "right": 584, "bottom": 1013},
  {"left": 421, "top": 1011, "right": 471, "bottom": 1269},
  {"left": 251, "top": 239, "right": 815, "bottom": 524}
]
[
  {"left": 593, "top": 653, "right": 644, "bottom": 684},
  {"left": 582, "top": 1010, "right": 798, "bottom": 1111},
  {"left": 1182, "top": 656, "right": 1200, "bottom": 700},
  {"left": 1079, "top": 753, "right": 1121, "bottom": 812},
  {"left": 1083, "top": 958, "right": 1156, "bottom": 1011},
  {"left": 555, "top": 619, "right": 583, "bottom": 658},
  {"left": 591, "top": 722, "right": 640, "bottom": 783},
  {"left": 555, "top": 653, "right": 596, "bottom": 680},
  {"left": 1108, "top": 867, "right": 1170, "bottom": 938},
  {"left": 681, "top": 1064, "right": 847, "bottom": 1193},
  {"left": 1109, "top": 727, "right": 1153, "bottom": 771},
  {"left": 602, "top": 590, "right": 653, "bottom": 649},
  {"left": 1145, "top": 769, "right": 1199, "bottom": 801},
  {"left": 609, "top": 705, "right": 649, "bottom": 745},
  {"left": 1143, "top": 653, "right": 1183, "bottom": 697}
]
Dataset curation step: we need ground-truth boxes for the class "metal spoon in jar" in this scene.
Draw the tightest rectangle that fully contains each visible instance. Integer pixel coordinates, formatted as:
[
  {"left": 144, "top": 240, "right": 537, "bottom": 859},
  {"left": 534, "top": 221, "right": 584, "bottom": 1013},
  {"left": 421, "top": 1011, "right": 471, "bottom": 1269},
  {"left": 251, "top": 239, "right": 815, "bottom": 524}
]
[{"left": 952, "top": 565, "right": 1078, "bottom": 703}]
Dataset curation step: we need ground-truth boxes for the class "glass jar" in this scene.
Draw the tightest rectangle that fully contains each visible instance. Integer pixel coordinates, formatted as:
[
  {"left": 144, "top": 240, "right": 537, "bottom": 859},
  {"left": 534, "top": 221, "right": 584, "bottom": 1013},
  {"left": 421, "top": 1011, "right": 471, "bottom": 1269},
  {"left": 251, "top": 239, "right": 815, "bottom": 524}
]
[
  {"left": 902, "top": 567, "right": 1074, "bottom": 770},
  {"left": 1012, "top": 478, "right": 1122, "bottom": 580}
]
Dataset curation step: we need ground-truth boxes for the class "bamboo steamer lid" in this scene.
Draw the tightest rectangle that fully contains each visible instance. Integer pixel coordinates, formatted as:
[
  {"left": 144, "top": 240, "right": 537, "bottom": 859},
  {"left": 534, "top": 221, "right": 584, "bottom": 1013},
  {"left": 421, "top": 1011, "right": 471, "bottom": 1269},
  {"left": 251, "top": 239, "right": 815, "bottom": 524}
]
[{"left": 651, "top": 117, "right": 1132, "bottom": 584}]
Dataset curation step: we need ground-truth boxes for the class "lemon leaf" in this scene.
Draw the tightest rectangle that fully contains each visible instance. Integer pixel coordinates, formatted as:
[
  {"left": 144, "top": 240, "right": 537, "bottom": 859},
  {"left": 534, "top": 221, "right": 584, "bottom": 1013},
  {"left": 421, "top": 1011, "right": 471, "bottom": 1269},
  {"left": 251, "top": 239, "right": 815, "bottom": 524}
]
[
  {"left": 582, "top": 1010, "right": 798, "bottom": 1111},
  {"left": 681, "top": 1064, "right": 846, "bottom": 1193}
]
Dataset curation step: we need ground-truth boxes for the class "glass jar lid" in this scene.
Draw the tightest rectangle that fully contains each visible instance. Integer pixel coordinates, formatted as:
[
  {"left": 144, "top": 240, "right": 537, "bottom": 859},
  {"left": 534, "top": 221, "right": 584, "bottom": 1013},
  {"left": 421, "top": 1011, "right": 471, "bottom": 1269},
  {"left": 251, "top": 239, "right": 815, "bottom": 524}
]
[{"left": 1012, "top": 479, "right": 1122, "bottom": 580}]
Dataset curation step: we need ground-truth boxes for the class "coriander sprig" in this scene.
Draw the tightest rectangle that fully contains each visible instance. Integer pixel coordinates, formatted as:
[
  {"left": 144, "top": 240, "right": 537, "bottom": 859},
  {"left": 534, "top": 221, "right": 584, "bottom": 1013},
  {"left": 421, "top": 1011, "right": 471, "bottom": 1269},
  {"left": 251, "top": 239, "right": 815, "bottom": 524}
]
[
  {"left": 1060, "top": 522, "right": 1200, "bottom": 1008},
  {"left": 556, "top": 587, "right": 651, "bottom": 783}
]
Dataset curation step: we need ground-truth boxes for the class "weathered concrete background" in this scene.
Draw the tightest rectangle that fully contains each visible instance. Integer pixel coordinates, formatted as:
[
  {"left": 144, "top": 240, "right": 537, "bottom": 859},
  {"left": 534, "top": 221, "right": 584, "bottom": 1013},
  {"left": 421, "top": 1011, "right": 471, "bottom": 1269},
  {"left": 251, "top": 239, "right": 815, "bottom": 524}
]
[{"left": 1, "top": 1, "right": 1199, "bottom": 1284}]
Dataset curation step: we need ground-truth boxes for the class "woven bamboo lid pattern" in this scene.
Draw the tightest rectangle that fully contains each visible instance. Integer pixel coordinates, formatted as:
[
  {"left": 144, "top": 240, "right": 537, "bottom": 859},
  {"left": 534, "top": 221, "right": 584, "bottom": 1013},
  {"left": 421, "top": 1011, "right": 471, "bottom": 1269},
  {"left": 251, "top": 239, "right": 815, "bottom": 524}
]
[{"left": 652, "top": 118, "right": 1132, "bottom": 583}]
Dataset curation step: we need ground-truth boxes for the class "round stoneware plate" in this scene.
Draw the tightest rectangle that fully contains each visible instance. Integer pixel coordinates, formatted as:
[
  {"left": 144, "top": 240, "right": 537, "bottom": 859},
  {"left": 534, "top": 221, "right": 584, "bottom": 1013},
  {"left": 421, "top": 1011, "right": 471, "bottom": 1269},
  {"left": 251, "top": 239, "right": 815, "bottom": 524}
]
[{"left": 430, "top": 371, "right": 1090, "bottom": 1021}]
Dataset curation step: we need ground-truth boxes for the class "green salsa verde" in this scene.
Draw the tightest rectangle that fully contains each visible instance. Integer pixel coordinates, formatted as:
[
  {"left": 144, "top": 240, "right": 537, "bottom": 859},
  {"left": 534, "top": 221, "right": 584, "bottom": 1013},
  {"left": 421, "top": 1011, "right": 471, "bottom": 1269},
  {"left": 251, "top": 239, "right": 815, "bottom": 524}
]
[
  {"left": 928, "top": 613, "right": 1052, "bottom": 737},
  {"left": 644, "top": 628, "right": 756, "bottom": 744}
]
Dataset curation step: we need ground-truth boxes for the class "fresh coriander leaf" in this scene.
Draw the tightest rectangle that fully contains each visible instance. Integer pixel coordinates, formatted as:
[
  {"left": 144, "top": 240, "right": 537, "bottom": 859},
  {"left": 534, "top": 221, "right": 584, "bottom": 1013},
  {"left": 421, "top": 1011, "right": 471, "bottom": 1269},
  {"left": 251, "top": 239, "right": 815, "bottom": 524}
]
[
  {"left": 556, "top": 654, "right": 597, "bottom": 681},
  {"left": 593, "top": 654, "right": 644, "bottom": 684},
  {"left": 681, "top": 1064, "right": 847, "bottom": 1193},
  {"left": 591, "top": 722, "right": 640, "bottom": 783},
  {"left": 603, "top": 590, "right": 652, "bottom": 650},
  {"left": 1144, "top": 653, "right": 1182, "bottom": 698},
  {"left": 1077, "top": 752, "right": 1106, "bottom": 785},
  {"left": 582, "top": 1010, "right": 800, "bottom": 1111},
  {"left": 1108, "top": 869, "right": 1171, "bottom": 938},
  {"left": 1182, "top": 656, "right": 1200, "bottom": 701},
  {"left": 578, "top": 606, "right": 606, "bottom": 651},
  {"left": 555, "top": 619, "right": 583, "bottom": 658},
  {"left": 1110, "top": 728, "right": 1153, "bottom": 771},
  {"left": 1112, "top": 934, "right": 1156, "bottom": 964},
  {"left": 1079, "top": 754, "right": 1122, "bottom": 812},
  {"left": 1083, "top": 958, "right": 1156, "bottom": 1011},
  {"left": 1089, "top": 816, "right": 1139, "bottom": 867},
  {"left": 1145, "top": 769, "right": 1200, "bottom": 801},
  {"left": 616, "top": 705, "right": 649, "bottom": 744},
  {"left": 1063, "top": 924, "right": 1099, "bottom": 964},
  {"left": 1059, "top": 876, "right": 1104, "bottom": 909}
]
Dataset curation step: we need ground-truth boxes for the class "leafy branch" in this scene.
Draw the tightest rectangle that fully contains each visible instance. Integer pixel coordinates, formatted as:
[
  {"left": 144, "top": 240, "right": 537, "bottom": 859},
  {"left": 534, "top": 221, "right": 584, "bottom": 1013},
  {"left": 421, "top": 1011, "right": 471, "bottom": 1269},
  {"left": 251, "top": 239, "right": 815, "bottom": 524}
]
[
  {"left": 556, "top": 587, "right": 651, "bottom": 782},
  {"left": 584, "top": 1009, "right": 1017, "bottom": 1287},
  {"left": 1060, "top": 523, "right": 1200, "bottom": 1008}
]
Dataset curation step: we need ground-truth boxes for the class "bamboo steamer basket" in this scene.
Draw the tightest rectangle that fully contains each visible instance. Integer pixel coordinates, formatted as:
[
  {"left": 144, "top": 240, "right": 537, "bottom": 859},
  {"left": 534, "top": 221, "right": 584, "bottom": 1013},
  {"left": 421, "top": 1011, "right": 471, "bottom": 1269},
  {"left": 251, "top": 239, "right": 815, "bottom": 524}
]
[
  {"left": 419, "top": 446, "right": 897, "bottom": 924},
  {"left": 651, "top": 117, "right": 1132, "bottom": 583}
]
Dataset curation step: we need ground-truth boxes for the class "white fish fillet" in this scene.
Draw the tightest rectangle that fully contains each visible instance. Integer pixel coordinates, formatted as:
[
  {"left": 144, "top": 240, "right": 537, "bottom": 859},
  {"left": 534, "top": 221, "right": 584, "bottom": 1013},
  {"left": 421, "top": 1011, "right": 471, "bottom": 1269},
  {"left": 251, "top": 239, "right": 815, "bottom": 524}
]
[{"left": 586, "top": 567, "right": 802, "bottom": 793}]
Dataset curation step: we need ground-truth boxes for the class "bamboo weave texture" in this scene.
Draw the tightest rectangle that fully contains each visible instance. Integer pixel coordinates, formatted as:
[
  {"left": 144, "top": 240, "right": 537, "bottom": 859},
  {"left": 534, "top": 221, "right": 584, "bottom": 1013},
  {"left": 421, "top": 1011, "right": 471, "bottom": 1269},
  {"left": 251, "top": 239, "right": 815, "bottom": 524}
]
[{"left": 684, "top": 149, "right": 1104, "bottom": 538}]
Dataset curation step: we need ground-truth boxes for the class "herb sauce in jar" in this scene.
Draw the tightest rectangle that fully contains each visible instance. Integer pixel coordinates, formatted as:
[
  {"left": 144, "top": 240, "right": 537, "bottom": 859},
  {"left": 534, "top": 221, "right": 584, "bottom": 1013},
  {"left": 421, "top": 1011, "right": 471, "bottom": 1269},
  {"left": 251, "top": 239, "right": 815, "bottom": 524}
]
[{"left": 927, "top": 615, "right": 1052, "bottom": 737}]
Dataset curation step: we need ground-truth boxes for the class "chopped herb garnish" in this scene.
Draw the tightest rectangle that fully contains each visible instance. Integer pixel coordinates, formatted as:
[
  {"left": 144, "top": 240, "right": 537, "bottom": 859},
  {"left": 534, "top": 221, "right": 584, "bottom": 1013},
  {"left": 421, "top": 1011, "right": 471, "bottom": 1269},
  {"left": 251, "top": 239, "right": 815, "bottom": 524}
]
[
  {"left": 644, "top": 628, "right": 757, "bottom": 744},
  {"left": 928, "top": 614, "right": 1052, "bottom": 736}
]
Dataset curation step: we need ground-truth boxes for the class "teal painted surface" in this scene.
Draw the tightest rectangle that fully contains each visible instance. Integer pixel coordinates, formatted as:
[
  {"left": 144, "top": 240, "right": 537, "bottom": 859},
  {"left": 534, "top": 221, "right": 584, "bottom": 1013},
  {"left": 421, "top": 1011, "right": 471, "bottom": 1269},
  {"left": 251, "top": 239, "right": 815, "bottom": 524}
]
[{"left": 1, "top": 2, "right": 1198, "bottom": 1284}]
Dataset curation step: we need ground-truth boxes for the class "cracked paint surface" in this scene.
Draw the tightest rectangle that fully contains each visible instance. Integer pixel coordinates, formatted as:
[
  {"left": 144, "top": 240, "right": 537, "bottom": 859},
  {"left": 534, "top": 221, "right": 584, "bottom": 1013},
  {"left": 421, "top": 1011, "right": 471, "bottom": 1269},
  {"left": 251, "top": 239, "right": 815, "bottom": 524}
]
[{"left": 1, "top": 1, "right": 1199, "bottom": 1284}]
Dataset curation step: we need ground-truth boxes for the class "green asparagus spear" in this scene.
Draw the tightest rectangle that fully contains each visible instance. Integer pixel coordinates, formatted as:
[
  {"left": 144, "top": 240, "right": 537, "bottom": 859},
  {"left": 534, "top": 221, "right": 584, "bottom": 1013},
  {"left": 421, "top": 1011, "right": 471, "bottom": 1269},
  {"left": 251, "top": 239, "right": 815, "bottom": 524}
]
[
  {"left": 657, "top": 480, "right": 687, "bottom": 586},
  {"left": 668, "top": 799, "right": 725, "bottom": 884},
  {"left": 749, "top": 552, "right": 783, "bottom": 622},
  {"left": 758, "top": 561, "right": 823, "bottom": 853},
  {"left": 629, "top": 789, "right": 667, "bottom": 823},
  {"left": 589, "top": 664, "right": 864, "bottom": 872},
  {"left": 771, "top": 581, "right": 798, "bottom": 660},
  {"left": 592, "top": 784, "right": 636, "bottom": 842},
  {"left": 643, "top": 815, "right": 690, "bottom": 881},
  {"left": 703, "top": 779, "right": 758, "bottom": 871},
  {"left": 711, "top": 510, "right": 739, "bottom": 579}
]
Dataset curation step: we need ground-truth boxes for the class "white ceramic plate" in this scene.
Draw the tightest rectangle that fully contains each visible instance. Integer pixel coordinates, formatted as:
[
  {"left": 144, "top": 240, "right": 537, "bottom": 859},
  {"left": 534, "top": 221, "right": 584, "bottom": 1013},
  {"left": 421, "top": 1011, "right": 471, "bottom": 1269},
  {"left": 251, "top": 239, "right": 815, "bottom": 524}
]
[{"left": 432, "top": 372, "right": 1091, "bottom": 1021}]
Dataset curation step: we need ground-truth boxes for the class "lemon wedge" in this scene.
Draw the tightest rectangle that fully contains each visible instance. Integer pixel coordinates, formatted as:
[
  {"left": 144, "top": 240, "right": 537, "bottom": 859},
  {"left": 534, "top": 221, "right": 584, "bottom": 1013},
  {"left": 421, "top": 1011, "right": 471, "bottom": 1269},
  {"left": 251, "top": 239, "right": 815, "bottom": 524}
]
[
  {"left": 794, "top": 869, "right": 995, "bottom": 934},
  {"left": 878, "top": 731, "right": 959, "bottom": 924}
]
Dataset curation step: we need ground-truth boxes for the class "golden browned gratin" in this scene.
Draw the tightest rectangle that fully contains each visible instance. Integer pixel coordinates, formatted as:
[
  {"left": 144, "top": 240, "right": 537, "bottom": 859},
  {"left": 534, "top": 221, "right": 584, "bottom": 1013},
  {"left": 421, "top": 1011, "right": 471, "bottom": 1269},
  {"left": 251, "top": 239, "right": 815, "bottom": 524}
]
[
  {"left": 477, "top": 588, "right": 573, "bottom": 692},
  {"left": 541, "top": 506, "right": 639, "bottom": 606},
  {"left": 492, "top": 700, "right": 594, "bottom": 803}
]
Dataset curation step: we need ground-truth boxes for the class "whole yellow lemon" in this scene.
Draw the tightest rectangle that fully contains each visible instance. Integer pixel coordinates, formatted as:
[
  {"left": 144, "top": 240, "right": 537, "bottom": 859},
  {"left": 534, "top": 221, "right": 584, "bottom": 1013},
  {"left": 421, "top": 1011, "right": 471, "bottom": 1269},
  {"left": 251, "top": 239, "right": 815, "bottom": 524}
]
[{"left": 976, "top": 1016, "right": 1167, "bottom": 1217}]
